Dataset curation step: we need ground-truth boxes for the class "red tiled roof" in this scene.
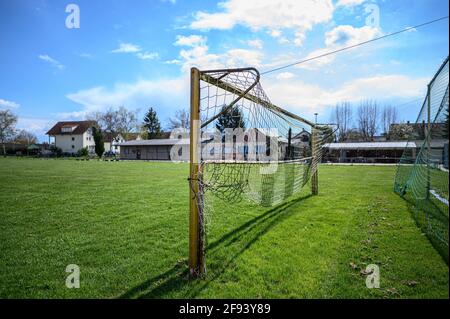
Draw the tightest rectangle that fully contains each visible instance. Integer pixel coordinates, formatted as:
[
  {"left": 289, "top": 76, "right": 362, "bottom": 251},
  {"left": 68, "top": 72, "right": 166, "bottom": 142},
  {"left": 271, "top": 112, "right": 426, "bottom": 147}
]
[{"left": 46, "top": 121, "right": 97, "bottom": 135}]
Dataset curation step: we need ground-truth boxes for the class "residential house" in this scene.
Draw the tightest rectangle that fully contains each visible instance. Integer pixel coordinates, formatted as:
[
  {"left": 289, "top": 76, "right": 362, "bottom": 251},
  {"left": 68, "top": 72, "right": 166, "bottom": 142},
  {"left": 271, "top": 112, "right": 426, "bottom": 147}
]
[
  {"left": 46, "top": 121, "right": 96, "bottom": 154},
  {"left": 291, "top": 129, "right": 311, "bottom": 158},
  {"left": 103, "top": 133, "right": 143, "bottom": 155}
]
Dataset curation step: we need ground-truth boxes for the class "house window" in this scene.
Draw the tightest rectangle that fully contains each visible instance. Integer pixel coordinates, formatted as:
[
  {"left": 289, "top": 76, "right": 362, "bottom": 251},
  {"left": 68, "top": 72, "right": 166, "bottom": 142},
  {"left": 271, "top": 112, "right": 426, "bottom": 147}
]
[
  {"left": 72, "top": 137, "right": 75, "bottom": 141},
  {"left": 72, "top": 145, "right": 75, "bottom": 149},
  {"left": 61, "top": 126, "right": 75, "bottom": 133}
]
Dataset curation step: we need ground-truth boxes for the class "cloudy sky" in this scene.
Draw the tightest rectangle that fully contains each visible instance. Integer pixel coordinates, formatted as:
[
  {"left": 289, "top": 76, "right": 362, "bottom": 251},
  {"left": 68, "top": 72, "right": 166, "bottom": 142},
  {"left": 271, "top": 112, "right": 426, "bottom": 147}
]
[{"left": 0, "top": 0, "right": 448, "bottom": 141}]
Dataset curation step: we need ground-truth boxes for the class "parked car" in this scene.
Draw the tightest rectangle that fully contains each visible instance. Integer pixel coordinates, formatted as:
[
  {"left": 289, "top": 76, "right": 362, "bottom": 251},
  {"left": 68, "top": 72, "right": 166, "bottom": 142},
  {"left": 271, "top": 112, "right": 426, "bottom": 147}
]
[{"left": 103, "top": 150, "right": 116, "bottom": 158}]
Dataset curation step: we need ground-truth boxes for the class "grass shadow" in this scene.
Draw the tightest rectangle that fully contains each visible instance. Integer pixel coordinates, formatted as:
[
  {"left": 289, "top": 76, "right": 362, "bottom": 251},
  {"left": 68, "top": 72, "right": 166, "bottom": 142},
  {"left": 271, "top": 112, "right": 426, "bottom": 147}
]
[
  {"left": 401, "top": 194, "right": 449, "bottom": 264},
  {"left": 118, "top": 193, "right": 313, "bottom": 299}
]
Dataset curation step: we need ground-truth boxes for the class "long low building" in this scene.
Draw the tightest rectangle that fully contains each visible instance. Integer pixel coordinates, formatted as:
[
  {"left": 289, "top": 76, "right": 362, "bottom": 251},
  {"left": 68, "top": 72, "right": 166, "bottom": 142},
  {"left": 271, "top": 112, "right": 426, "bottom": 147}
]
[
  {"left": 323, "top": 140, "right": 448, "bottom": 165},
  {"left": 118, "top": 139, "right": 189, "bottom": 161},
  {"left": 119, "top": 138, "right": 449, "bottom": 167},
  {"left": 323, "top": 141, "right": 416, "bottom": 163}
]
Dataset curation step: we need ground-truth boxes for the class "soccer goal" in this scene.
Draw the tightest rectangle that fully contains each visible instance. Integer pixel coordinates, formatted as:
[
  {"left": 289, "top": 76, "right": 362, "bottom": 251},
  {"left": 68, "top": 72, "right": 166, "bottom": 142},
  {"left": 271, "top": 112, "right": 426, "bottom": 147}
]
[
  {"left": 188, "top": 67, "right": 333, "bottom": 277},
  {"left": 394, "top": 56, "right": 449, "bottom": 260}
]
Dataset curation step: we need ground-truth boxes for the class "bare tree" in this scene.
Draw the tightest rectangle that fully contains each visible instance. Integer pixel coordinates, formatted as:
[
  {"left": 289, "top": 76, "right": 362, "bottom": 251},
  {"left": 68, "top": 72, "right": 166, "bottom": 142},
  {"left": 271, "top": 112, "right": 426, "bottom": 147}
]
[
  {"left": 168, "top": 109, "right": 190, "bottom": 130},
  {"left": 0, "top": 110, "right": 18, "bottom": 156},
  {"left": 14, "top": 130, "right": 37, "bottom": 145},
  {"left": 331, "top": 102, "right": 352, "bottom": 141},
  {"left": 381, "top": 105, "right": 398, "bottom": 139},
  {"left": 87, "top": 106, "right": 138, "bottom": 140},
  {"left": 88, "top": 108, "right": 118, "bottom": 133},
  {"left": 116, "top": 106, "right": 139, "bottom": 138},
  {"left": 357, "top": 100, "right": 378, "bottom": 141}
]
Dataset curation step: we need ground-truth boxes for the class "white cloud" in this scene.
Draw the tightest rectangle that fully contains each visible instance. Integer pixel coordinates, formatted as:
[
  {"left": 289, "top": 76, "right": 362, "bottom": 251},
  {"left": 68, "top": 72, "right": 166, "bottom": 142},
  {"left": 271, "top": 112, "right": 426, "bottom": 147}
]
[
  {"left": 174, "top": 35, "right": 206, "bottom": 47},
  {"left": 226, "top": 49, "right": 263, "bottom": 68},
  {"left": 247, "top": 39, "right": 263, "bottom": 49},
  {"left": 325, "top": 25, "right": 381, "bottom": 47},
  {"left": 190, "top": 0, "right": 334, "bottom": 47},
  {"left": 294, "top": 30, "right": 307, "bottom": 47},
  {"left": 38, "top": 54, "right": 65, "bottom": 70},
  {"left": 263, "top": 74, "right": 428, "bottom": 116},
  {"left": 79, "top": 53, "right": 92, "bottom": 58},
  {"left": 336, "top": 0, "right": 366, "bottom": 7},
  {"left": 0, "top": 98, "right": 20, "bottom": 109},
  {"left": 267, "top": 30, "right": 290, "bottom": 44},
  {"left": 275, "top": 72, "right": 295, "bottom": 80},
  {"left": 111, "top": 42, "right": 159, "bottom": 61},
  {"left": 165, "top": 59, "right": 182, "bottom": 65},
  {"left": 405, "top": 27, "right": 417, "bottom": 33},
  {"left": 296, "top": 47, "right": 336, "bottom": 70},
  {"left": 297, "top": 25, "right": 381, "bottom": 69},
  {"left": 175, "top": 36, "right": 263, "bottom": 71},
  {"left": 136, "top": 52, "right": 159, "bottom": 60},
  {"left": 16, "top": 117, "right": 54, "bottom": 140},
  {"left": 65, "top": 77, "right": 188, "bottom": 118},
  {"left": 334, "top": 75, "right": 427, "bottom": 100},
  {"left": 178, "top": 44, "right": 223, "bottom": 71},
  {"left": 111, "top": 42, "right": 142, "bottom": 53},
  {"left": 268, "top": 29, "right": 282, "bottom": 38}
]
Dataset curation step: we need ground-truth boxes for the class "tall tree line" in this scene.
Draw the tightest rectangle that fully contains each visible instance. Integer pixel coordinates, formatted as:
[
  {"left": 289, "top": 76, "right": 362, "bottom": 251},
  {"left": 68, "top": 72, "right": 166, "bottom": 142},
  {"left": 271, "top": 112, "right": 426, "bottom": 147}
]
[{"left": 331, "top": 101, "right": 402, "bottom": 142}]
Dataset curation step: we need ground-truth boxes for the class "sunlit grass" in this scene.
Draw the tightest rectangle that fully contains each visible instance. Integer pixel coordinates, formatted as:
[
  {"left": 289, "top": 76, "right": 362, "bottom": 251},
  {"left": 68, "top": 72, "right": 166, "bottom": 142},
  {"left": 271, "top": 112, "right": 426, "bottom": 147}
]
[{"left": 0, "top": 158, "right": 447, "bottom": 298}]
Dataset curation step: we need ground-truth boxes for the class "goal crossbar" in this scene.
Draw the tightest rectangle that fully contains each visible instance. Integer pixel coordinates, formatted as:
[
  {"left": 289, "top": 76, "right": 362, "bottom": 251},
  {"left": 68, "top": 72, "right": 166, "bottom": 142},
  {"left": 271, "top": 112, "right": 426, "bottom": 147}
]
[{"left": 200, "top": 68, "right": 317, "bottom": 129}]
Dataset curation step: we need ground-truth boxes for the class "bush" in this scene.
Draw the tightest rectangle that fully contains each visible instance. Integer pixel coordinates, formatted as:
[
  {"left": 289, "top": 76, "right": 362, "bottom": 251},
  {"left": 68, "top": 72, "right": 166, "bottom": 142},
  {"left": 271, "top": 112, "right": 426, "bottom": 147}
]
[
  {"left": 77, "top": 147, "right": 89, "bottom": 157},
  {"left": 50, "top": 146, "right": 63, "bottom": 157}
]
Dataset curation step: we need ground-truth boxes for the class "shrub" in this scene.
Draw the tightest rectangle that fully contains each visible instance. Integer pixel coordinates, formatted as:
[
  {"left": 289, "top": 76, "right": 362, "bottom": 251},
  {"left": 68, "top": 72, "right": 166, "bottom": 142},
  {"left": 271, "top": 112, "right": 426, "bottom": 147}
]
[
  {"left": 50, "top": 146, "right": 62, "bottom": 157},
  {"left": 77, "top": 147, "right": 89, "bottom": 157}
]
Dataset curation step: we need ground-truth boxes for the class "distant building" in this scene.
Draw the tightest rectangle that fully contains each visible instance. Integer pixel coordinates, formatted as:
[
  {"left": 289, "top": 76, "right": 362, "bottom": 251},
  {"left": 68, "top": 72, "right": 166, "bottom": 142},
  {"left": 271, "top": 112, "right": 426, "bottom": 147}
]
[
  {"left": 323, "top": 140, "right": 449, "bottom": 164},
  {"left": 118, "top": 138, "right": 189, "bottom": 161},
  {"left": 291, "top": 129, "right": 311, "bottom": 158},
  {"left": 118, "top": 129, "right": 296, "bottom": 161},
  {"left": 103, "top": 132, "right": 142, "bottom": 155},
  {"left": 46, "top": 121, "right": 96, "bottom": 154},
  {"left": 322, "top": 141, "right": 417, "bottom": 163},
  {"left": 2, "top": 142, "right": 27, "bottom": 155}
]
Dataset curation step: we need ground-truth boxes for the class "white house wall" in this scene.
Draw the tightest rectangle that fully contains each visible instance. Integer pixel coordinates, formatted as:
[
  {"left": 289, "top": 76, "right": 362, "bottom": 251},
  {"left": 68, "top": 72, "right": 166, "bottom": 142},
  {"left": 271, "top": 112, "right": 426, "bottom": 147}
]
[{"left": 54, "top": 131, "right": 95, "bottom": 154}]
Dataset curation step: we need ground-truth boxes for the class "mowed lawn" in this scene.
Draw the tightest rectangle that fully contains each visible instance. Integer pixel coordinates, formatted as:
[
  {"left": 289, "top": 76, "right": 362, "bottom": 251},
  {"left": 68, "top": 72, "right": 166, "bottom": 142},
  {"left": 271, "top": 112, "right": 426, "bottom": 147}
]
[{"left": 0, "top": 158, "right": 447, "bottom": 298}]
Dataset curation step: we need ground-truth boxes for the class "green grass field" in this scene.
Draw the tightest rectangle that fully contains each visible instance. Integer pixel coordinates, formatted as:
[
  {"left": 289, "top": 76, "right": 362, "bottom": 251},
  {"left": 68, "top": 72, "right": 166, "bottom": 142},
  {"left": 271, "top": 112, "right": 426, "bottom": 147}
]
[{"left": 0, "top": 158, "right": 448, "bottom": 298}]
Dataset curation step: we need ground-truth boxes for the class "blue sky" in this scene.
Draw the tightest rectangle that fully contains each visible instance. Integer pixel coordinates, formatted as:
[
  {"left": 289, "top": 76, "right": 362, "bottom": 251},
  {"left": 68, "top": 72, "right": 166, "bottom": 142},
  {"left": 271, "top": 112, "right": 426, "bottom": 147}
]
[{"left": 0, "top": 0, "right": 448, "bottom": 141}]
